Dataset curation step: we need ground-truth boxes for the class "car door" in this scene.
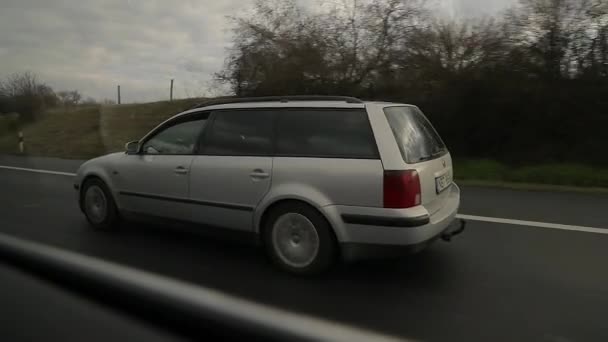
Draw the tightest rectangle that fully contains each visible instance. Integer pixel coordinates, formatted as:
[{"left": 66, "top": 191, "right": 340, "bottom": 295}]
[
  {"left": 114, "top": 112, "right": 209, "bottom": 220},
  {"left": 189, "top": 109, "right": 275, "bottom": 232}
]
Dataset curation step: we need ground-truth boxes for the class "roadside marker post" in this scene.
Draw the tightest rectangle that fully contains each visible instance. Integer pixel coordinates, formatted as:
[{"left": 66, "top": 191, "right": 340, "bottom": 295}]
[{"left": 18, "top": 131, "right": 24, "bottom": 154}]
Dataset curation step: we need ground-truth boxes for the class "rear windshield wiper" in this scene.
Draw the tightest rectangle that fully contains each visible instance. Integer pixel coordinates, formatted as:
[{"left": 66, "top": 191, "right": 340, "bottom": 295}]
[
  {"left": 413, "top": 155, "right": 435, "bottom": 162},
  {"left": 431, "top": 149, "right": 446, "bottom": 157},
  {"left": 413, "top": 150, "right": 446, "bottom": 163}
]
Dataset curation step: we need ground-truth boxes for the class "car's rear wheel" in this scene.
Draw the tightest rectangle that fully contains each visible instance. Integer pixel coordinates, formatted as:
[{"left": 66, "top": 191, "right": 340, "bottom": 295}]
[
  {"left": 82, "top": 178, "right": 120, "bottom": 230},
  {"left": 263, "top": 203, "right": 336, "bottom": 275}
]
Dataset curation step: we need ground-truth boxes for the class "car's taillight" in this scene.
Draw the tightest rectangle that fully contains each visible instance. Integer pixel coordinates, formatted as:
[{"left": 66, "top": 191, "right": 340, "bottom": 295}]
[{"left": 383, "top": 170, "right": 421, "bottom": 208}]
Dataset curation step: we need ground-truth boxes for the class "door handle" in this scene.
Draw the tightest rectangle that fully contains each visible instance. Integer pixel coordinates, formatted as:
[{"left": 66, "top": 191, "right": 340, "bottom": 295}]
[
  {"left": 250, "top": 169, "right": 270, "bottom": 179},
  {"left": 174, "top": 166, "right": 189, "bottom": 175}
]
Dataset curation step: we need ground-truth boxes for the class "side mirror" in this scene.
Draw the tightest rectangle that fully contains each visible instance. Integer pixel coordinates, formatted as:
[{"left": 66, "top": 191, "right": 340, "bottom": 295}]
[{"left": 125, "top": 141, "right": 140, "bottom": 155}]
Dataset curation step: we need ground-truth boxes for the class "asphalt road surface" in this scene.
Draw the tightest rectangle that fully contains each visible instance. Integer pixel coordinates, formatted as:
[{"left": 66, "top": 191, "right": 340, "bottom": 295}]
[{"left": 1, "top": 155, "right": 608, "bottom": 342}]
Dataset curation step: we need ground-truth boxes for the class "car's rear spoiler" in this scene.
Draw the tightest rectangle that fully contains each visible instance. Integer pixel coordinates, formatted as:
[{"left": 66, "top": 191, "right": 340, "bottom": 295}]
[{"left": 0, "top": 233, "right": 402, "bottom": 341}]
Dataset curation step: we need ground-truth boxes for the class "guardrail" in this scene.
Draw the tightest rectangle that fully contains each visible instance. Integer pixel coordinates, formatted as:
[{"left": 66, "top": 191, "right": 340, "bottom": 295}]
[{"left": 0, "top": 233, "right": 403, "bottom": 341}]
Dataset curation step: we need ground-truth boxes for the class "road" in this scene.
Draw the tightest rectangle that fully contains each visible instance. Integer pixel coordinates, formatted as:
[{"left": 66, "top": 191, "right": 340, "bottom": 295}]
[{"left": 1, "top": 155, "right": 608, "bottom": 341}]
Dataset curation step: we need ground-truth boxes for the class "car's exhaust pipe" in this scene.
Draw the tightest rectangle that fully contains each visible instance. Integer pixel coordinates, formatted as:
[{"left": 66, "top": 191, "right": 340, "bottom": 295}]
[{"left": 441, "top": 219, "right": 466, "bottom": 242}]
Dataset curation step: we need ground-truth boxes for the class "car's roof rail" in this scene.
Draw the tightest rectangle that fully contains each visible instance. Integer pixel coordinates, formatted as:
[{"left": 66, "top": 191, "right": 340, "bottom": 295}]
[{"left": 192, "top": 95, "right": 364, "bottom": 109}]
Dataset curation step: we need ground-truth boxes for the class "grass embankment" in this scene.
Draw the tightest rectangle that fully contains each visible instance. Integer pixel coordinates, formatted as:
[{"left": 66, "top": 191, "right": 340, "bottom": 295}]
[
  {"left": 0, "top": 106, "right": 105, "bottom": 159},
  {"left": 0, "top": 98, "right": 203, "bottom": 158},
  {"left": 99, "top": 98, "right": 203, "bottom": 153},
  {"left": 0, "top": 99, "right": 606, "bottom": 191}
]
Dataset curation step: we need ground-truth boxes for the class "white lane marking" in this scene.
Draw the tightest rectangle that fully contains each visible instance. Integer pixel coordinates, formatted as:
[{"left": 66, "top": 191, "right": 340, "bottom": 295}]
[
  {"left": 457, "top": 214, "right": 608, "bottom": 235},
  {"left": 2, "top": 164, "right": 607, "bottom": 235},
  {"left": 0, "top": 165, "right": 76, "bottom": 177}
]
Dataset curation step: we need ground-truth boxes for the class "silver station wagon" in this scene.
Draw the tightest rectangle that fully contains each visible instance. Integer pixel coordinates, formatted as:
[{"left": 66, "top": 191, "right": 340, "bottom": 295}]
[{"left": 75, "top": 96, "right": 464, "bottom": 274}]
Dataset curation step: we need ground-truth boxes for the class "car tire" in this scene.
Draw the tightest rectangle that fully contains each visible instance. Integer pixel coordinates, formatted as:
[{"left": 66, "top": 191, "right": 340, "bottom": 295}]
[
  {"left": 263, "top": 202, "right": 337, "bottom": 275},
  {"left": 81, "top": 178, "right": 120, "bottom": 231}
]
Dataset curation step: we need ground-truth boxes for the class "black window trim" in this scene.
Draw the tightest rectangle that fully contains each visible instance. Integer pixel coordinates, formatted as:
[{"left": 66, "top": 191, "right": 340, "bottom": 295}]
[{"left": 137, "top": 111, "right": 211, "bottom": 156}]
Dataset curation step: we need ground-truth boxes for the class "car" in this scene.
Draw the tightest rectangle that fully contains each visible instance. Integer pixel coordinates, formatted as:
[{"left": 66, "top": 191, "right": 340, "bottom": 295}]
[{"left": 74, "top": 96, "right": 463, "bottom": 274}]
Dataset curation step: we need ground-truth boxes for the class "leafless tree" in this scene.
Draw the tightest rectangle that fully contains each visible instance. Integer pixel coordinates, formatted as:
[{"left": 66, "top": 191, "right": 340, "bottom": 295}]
[
  {"left": 0, "top": 72, "right": 58, "bottom": 121},
  {"left": 57, "top": 90, "right": 82, "bottom": 106}
]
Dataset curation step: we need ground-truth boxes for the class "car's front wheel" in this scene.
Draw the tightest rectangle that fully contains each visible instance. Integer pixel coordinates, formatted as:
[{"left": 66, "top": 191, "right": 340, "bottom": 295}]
[
  {"left": 82, "top": 178, "right": 120, "bottom": 230},
  {"left": 263, "top": 203, "right": 337, "bottom": 275}
]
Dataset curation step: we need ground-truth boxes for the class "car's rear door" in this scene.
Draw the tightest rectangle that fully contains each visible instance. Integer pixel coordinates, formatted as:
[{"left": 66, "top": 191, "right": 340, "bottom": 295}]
[
  {"left": 383, "top": 106, "right": 452, "bottom": 215},
  {"left": 188, "top": 109, "right": 275, "bottom": 232},
  {"left": 114, "top": 112, "right": 209, "bottom": 220},
  {"left": 272, "top": 108, "right": 384, "bottom": 208}
]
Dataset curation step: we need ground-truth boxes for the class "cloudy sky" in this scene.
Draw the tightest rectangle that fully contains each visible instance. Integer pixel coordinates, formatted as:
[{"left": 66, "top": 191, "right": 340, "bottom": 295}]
[{"left": 0, "top": 0, "right": 514, "bottom": 103}]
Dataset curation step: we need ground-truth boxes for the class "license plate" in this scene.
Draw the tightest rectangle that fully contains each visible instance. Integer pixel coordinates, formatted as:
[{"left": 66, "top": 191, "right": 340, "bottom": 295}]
[{"left": 435, "top": 172, "right": 452, "bottom": 194}]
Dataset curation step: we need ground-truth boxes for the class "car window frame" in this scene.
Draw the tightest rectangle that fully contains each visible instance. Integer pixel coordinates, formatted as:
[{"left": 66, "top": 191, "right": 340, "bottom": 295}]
[
  {"left": 138, "top": 111, "right": 211, "bottom": 156},
  {"left": 194, "top": 107, "right": 381, "bottom": 159},
  {"left": 197, "top": 108, "right": 278, "bottom": 157}
]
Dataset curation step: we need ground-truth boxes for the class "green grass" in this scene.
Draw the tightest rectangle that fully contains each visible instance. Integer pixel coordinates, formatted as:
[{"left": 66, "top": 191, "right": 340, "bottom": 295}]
[
  {"left": 455, "top": 159, "right": 608, "bottom": 189},
  {"left": 456, "top": 179, "right": 608, "bottom": 194}
]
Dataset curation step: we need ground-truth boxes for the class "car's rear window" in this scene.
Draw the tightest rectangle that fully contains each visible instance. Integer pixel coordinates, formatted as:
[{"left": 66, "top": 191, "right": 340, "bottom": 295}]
[
  {"left": 276, "top": 109, "right": 378, "bottom": 159},
  {"left": 384, "top": 106, "right": 447, "bottom": 163}
]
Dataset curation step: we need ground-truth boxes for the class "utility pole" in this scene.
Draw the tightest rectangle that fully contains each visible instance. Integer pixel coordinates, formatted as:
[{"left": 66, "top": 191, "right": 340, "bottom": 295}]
[
  {"left": 170, "top": 79, "right": 174, "bottom": 101},
  {"left": 117, "top": 85, "right": 121, "bottom": 105}
]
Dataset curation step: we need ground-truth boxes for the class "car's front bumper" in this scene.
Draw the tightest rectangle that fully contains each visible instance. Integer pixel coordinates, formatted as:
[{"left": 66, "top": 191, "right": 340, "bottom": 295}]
[{"left": 322, "top": 184, "right": 461, "bottom": 261}]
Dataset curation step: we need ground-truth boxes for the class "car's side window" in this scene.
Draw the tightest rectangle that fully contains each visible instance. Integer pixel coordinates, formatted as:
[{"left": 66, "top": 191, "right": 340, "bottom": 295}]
[
  {"left": 142, "top": 113, "right": 208, "bottom": 155},
  {"left": 200, "top": 110, "right": 275, "bottom": 156},
  {"left": 276, "top": 109, "right": 379, "bottom": 159}
]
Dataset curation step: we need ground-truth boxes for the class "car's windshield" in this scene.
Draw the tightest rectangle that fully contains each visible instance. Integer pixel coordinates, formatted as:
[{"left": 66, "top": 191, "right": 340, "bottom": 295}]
[{"left": 1, "top": 0, "right": 607, "bottom": 341}]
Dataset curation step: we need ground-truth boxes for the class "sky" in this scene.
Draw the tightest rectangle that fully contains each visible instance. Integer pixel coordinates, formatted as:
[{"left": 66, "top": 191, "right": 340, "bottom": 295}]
[{"left": 0, "top": 0, "right": 514, "bottom": 103}]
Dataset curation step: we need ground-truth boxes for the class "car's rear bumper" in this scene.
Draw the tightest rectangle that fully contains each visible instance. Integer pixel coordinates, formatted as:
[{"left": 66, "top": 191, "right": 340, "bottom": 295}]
[
  {"left": 322, "top": 183, "right": 461, "bottom": 261},
  {"left": 340, "top": 236, "right": 439, "bottom": 261},
  {"left": 340, "top": 218, "right": 465, "bottom": 261}
]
